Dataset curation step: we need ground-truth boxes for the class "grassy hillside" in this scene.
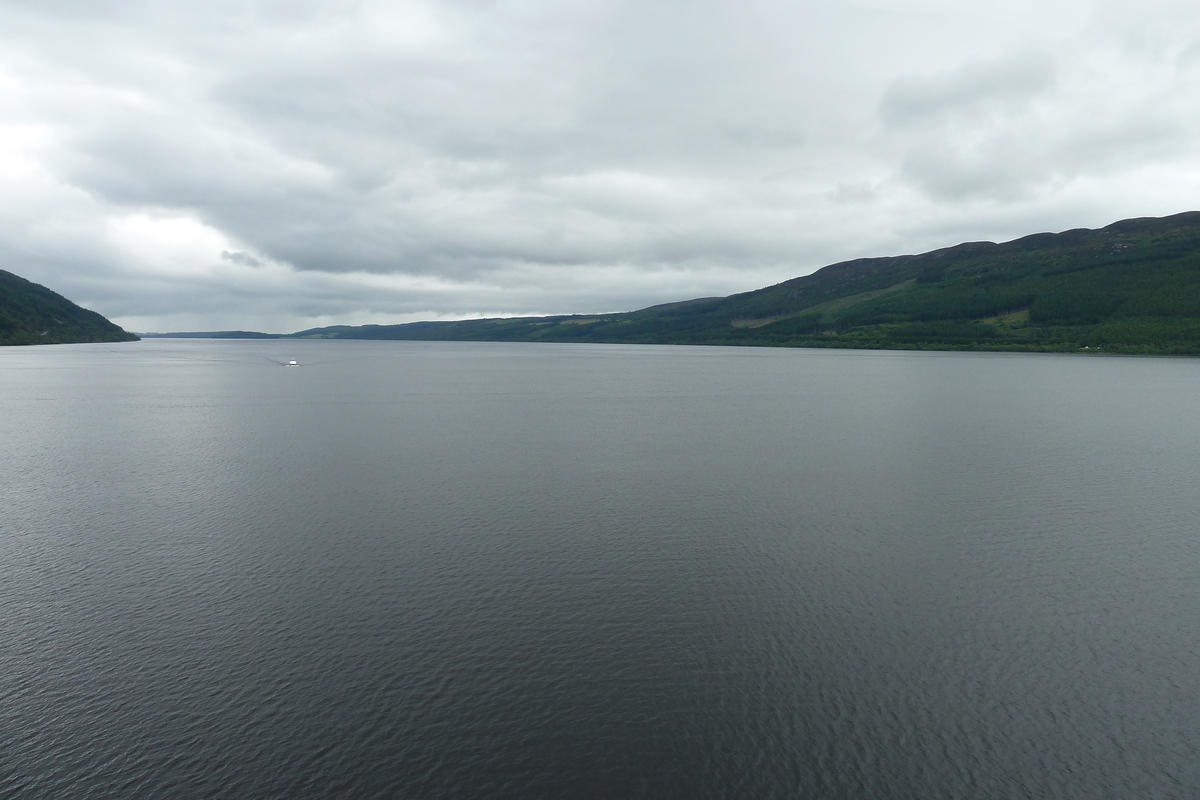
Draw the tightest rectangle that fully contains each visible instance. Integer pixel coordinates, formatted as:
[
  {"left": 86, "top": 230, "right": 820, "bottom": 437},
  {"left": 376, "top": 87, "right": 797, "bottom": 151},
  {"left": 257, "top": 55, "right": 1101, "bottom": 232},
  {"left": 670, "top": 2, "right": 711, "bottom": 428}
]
[
  {"left": 0, "top": 270, "right": 138, "bottom": 345},
  {"left": 290, "top": 211, "right": 1200, "bottom": 354}
]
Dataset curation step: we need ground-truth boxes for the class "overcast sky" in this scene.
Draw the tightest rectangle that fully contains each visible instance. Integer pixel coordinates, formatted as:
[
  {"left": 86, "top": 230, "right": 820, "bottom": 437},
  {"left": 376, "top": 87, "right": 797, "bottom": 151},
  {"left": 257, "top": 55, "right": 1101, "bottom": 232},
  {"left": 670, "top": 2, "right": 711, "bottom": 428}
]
[{"left": 2, "top": 0, "right": 1199, "bottom": 332}]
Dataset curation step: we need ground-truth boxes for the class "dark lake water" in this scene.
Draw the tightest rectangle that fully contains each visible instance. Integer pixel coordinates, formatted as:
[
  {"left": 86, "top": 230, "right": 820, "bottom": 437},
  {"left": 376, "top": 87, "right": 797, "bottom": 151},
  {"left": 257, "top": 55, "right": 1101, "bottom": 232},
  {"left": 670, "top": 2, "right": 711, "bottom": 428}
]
[{"left": 2, "top": 340, "right": 1199, "bottom": 799}]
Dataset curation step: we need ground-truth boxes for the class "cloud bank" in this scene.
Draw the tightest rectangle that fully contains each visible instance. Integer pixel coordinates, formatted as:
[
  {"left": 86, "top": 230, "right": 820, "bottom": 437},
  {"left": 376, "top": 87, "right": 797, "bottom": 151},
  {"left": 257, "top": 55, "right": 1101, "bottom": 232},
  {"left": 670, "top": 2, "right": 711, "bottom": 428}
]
[{"left": 2, "top": 0, "right": 1199, "bottom": 332}]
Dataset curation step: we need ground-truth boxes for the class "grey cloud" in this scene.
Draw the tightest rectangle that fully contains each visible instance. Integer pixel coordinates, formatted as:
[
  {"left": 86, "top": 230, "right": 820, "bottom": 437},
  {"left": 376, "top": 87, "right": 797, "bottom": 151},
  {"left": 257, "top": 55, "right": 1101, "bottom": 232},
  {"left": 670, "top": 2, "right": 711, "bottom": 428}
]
[
  {"left": 3, "top": 0, "right": 1200, "bottom": 331},
  {"left": 829, "top": 182, "right": 879, "bottom": 205},
  {"left": 880, "top": 50, "right": 1057, "bottom": 128},
  {"left": 899, "top": 140, "right": 1052, "bottom": 202},
  {"left": 1176, "top": 37, "right": 1200, "bottom": 68},
  {"left": 883, "top": 39, "right": 1200, "bottom": 202},
  {"left": 221, "top": 250, "right": 264, "bottom": 266}
]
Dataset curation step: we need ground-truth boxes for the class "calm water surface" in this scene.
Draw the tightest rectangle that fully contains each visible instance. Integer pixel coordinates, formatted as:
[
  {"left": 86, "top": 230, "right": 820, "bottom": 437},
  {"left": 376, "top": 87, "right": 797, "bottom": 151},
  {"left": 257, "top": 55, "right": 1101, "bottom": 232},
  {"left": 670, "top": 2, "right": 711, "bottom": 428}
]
[{"left": 2, "top": 340, "right": 1199, "bottom": 799}]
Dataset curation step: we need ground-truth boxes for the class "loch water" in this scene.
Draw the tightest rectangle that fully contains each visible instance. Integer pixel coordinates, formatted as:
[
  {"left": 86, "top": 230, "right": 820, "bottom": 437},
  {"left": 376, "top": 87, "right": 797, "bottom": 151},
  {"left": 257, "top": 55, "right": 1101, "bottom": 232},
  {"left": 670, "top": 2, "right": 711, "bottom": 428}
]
[{"left": 2, "top": 340, "right": 1199, "bottom": 799}]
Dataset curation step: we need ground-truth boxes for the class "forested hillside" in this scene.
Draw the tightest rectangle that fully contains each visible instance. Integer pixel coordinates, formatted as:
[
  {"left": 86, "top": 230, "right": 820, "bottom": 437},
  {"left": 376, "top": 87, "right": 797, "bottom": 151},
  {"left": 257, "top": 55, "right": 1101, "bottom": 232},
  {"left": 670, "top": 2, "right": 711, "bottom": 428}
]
[
  {"left": 0, "top": 270, "right": 138, "bottom": 345},
  {"left": 291, "top": 211, "right": 1200, "bottom": 354}
]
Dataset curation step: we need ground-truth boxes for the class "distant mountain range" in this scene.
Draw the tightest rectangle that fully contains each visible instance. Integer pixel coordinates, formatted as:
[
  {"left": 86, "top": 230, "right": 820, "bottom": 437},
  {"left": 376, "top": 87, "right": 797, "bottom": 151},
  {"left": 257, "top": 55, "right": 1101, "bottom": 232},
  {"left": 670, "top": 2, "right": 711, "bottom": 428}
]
[
  {"left": 0, "top": 270, "right": 137, "bottom": 345},
  {"left": 146, "top": 211, "right": 1200, "bottom": 355}
]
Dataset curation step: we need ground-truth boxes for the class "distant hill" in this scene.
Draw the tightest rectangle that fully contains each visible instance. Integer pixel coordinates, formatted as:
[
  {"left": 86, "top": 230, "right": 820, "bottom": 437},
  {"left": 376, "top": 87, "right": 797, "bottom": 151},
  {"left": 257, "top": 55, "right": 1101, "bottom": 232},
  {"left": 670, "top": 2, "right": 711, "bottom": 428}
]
[
  {"left": 286, "top": 211, "right": 1200, "bottom": 354},
  {"left": 139, "top": 331, "right": 283, "bottom": 339},
  {"left": 0, "top": 270, "right": 137, "bottom": 346}
]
